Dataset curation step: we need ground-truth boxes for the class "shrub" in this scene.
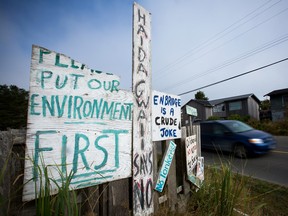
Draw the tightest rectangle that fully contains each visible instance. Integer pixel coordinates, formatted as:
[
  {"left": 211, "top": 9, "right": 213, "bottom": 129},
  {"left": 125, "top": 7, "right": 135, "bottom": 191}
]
[
  {"left": 207, "top": 116, "right": 221, "bottom": 120},
  {"left": 187, "top": 164, "right": 249, "bottom": 216},
  {"left": 248, "top": 119, "right": 288, "bottom": 136}
]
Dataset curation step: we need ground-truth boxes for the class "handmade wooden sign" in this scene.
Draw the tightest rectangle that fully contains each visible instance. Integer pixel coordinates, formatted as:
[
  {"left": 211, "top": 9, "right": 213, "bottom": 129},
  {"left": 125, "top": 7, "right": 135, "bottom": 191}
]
[
  {"left": 185, "top": 135, "right": 203, "bottom": 188},
  {"left": 154, "top": 141, "right": 176, "bottom": 192},
  {"left": 23, "top": 45, "right": 133, "bottom": 201},
  {"left": 185, "top": 135, "right": 197, "bottom": 177},
  {"left": 132, "top": 3, "right": 154, "bottom": 215},
  {"left": 186, "top": 105, "right": 198, "bottom": 116},
  {"left": 152, "top": 90, "right": 181, "bottom": 141}
]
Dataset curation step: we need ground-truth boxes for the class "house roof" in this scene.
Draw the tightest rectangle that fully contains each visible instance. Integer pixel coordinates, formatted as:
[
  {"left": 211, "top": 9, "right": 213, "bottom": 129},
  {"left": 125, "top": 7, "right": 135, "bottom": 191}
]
[
  {"left": 264, "top": 88, "right": 288, "bottom": 96},
  {"left": 209, "top": 93, "right": 261, "bottom": 105},
  {"left": 182, "top": 99, "right": 212, "bottom": 108}
]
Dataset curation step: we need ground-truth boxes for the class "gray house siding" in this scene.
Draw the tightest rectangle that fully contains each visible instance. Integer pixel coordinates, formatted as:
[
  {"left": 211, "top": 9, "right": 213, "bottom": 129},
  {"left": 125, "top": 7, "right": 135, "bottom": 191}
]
[
  {"left": 248, "top": 97, "right": 260, "bottom": 120},
  {"left": 265, "top": 88, "right": 288, "bottom": 121},
  {"left": 181, "top": 100, "right": 212, "bottom": 126},
  {"left": 270, "top": 95, "right": 287, "bottom": 121},
  {"left": 212, "top": 103, "right": 226, "bottom": 119},
  {"left": 210, "top": 94, "right": 260, "bottom": 120},
  {"left": 205, "top": 107, "right": 213, "bottom": 119},
  {"left": 227, "top": 99, "right": 247, "bottom": 116}
]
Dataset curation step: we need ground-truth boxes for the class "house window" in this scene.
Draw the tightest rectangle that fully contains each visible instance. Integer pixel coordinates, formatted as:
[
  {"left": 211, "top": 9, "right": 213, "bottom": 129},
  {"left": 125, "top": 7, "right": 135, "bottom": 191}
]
[
  {"left": 229, "top": 101, "right": 242, "bottom": 111},
  {"left": 213, "top": 103, "right": 225, "bottom": 112}
]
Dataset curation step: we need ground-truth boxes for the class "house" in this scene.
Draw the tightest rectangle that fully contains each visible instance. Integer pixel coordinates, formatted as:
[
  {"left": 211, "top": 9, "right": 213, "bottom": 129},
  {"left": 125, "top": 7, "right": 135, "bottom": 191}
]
[
  {"left": 209, "top": 93, "right": 261, "bottom": 120},
  {"left": 181, "top": 93, "right": 261, "bottom": 125},
  {"left": 181, "top": 99, "right": 213, "bottom": 126},
  {"left": 265, "top": 88, "right": 288, "bottom": 121}
]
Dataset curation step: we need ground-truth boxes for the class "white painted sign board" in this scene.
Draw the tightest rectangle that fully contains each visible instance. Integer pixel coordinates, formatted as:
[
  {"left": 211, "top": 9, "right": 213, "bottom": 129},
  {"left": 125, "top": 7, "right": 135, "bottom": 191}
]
[
  {"left": 132, "top": 3, "right": 154, "bottom": 215},
  {"left": 186, "top": 105, "right": 198, "bottom": 116},
  {"left": 185, "top": 135, "right": 204, "bottom": 188},
  {"left": 154, "top": 141, "right": 176, "bottom": 192},
  {"left": 152, "top": 91, "right": 181, "bottom": 141},
  {"left": 23, "top": 45, "right": 133, "bottom": 201},
  {"left": 185, "top": 135, "right": 197, "bottom": 177}
]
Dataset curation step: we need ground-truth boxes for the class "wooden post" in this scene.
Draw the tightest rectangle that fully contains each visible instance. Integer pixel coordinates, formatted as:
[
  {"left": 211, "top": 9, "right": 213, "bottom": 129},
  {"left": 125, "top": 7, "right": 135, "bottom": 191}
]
[
  {"left": 152, "top": 141, "right": 159, "bottom": 213},
  {"left": 132, "top": 3, "right": 153, "bottom": 215},
  {"left": 189, "top": 116, "right": 193, "bottom": 136},
  {"left": 180, "top": 127, "right": 190, "bottom": 195},
  {"left": 166, "top": 140, "right": 177, "bottom": 211}
]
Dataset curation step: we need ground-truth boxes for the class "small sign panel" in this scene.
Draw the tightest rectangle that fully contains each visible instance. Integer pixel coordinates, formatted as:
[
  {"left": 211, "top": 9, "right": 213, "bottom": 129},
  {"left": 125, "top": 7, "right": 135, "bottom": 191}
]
[
  {"left": 185, "top": 135, "right": 204, "bottom": 188},
  {"left": 185, "top": 135, "right": 197, "bottom": 176},
  {"left": 155, "top": 141, "right": 177, "bottom": 192},
  {"left": 186, "top": 105, "right": 198, "bottom": 116},
  {"left": 152, "top": 91, "right": 181, "bottom": 141}
]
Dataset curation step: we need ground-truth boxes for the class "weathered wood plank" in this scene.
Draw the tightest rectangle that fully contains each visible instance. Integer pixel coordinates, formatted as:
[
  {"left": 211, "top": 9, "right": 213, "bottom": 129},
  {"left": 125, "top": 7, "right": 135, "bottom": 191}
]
[
  {"left": 23, "top": 45, "right": 133, "bottom": 201},
  {"left": 132, "top": 3, "right": 153, "bottom": 215}
]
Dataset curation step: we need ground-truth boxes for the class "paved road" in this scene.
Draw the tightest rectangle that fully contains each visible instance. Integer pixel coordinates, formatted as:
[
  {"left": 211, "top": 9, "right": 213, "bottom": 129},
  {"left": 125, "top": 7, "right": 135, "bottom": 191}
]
[{"left": 202, "top": 136, "right": 288, "bottom": 187}]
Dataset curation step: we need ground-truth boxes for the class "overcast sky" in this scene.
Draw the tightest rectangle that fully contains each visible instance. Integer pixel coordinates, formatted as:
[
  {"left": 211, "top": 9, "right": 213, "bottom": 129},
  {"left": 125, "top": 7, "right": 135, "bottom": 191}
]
[{"left": 1, "top": 0, "right": 288, "bottom": 104}]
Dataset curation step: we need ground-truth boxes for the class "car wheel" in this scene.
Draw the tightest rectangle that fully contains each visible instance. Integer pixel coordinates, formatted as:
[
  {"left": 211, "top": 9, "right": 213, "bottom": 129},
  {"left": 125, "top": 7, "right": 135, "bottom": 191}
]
[{"left": 234, "top": 144, "right": 247, "bottom": 159}]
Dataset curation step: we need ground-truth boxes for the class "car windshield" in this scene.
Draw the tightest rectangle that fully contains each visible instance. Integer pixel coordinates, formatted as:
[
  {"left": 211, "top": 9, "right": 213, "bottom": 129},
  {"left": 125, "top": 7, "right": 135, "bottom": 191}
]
[{"left": 222, "top": 121, "right": 253, "bottom": 133}]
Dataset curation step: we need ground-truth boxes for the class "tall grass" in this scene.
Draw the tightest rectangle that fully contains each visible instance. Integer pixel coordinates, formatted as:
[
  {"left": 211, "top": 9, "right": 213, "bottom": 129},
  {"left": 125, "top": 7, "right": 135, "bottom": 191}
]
[
  {"left": 2, "top": 151, "right": 109, "bottom": 215},
  {"left": 0, "top": 150, "right": 11, "bottom": 216},
  {"left": 187, "top": 164, "right": 251, "bottom": 216},
  {"left": 33, "top": 158, "right": 79, "bottom": 216}
]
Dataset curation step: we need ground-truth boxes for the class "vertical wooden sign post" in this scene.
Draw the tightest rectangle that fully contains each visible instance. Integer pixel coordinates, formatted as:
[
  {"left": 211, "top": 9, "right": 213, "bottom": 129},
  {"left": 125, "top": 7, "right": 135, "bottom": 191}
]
[{"left": 132, "top": 3, "right": 154, "bottom": 215}]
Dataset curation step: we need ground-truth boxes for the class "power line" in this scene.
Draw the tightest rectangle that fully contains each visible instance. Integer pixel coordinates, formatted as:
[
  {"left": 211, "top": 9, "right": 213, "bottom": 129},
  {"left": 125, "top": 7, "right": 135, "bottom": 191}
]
[
  {"left": 162, "top": 33, "right": 288, "bottom": 91},
  {"left": 154, "top": 0, "right": 282, "bottom": 78},
  {"left": 178, "top": 57, "right": 288, "bottom": 96},
  {"left": 158, "top": 5, "right": 288, "bottom": 86}
]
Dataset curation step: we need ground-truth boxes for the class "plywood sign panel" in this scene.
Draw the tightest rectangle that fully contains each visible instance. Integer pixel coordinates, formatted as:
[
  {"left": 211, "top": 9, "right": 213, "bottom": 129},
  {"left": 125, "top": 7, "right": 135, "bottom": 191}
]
[
  {"left": 185, "top": 135, "right": 204, "bottom": 187},
  {"left": 152, "top": 91, "right": 181, "bottom": 141},
  {"left": 23, "top": 45, "right": 133, "bottom": 201},
  {"left": 154, "top": 141, "right": 176, "bottom": 192}
]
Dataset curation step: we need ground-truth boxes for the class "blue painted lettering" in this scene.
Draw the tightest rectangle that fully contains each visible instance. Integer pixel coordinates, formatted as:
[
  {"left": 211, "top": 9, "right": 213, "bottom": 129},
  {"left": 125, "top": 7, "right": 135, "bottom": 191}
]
[
  {"left": 30, "top": 94, "right": 41, "bottom": 115},
  {"left": 39, "top": 48, "right": 51, "bottom": 63},
  {"left": 160, "top": 128, "right": 177, "bottom": 137},
  {"left": 30, "top": 94, "right": 133, "bottom": 121},
  {"left": 73, "top": 133, "right": 90, "bottom": 173},
  {"left": 55, "top": 53, "right": 68, "bottom": 68},
  {"left": 33, "top": 130, "right": 56, "bottom": 179},
  {"left": 94, "top": 135, "right": 109, "bottom": 170},
  {"left": 38, "top": 70, "right": 119, "bottom": 92},
  {"left": 41, "top": 71, "right": 53, "bottom": 89}
]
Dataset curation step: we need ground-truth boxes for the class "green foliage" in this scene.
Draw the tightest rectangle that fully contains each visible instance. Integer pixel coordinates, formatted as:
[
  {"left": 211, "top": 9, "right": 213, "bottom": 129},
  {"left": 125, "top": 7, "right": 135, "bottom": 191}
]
[
  {"left": 187, "top": 164, "right": 249, "bottom": 216},
  {"left": 0, "top": 85, "right": 29, "bottom": 130},
  {"left": 195, "top": 91, "right": 209, "bottom": 101},
  {"left": 33, "top": 159, "right": 79, "bottom": 216},
  {"left": 0, "top": 150, "right": 11, "bottom": 216},
  {"left": 260, "top": 99, "right": 270, "bottom": 110},
  {"left": 249, "top": 119, "right": 288, "bottom": 136},
  {"left": 227, "top": 114, "right": 250, "bottom": 122},
  {"left": 244, "top": 176, "right": 288, "bottom": 215},
  {"left": 155, "top": 163, "right": 288, "bottom": 216},
  {"left": 225, "top": 113, "right": 288, "bottom": 135},
  {"left": 207, "top": 116, "right": 221, "bottom": 120}
]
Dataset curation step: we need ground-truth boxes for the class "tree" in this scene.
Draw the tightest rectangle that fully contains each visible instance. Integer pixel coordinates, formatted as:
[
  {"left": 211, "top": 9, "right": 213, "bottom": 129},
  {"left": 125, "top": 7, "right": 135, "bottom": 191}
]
[
  {"left": 260, "top": 99, "right": 270, "bottom": 110},
  {"left": 0, "top": 85, "right": 29, "bottom": 130},
  {"left": 194, "top": 91, "right": 209, "bottom": 100}
]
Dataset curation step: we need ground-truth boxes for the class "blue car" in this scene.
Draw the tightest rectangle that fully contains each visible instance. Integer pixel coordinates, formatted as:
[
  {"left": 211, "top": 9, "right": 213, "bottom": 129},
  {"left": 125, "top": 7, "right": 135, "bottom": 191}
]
[{"left": 200, "top": 120, "right": 276, "bottom": 158}]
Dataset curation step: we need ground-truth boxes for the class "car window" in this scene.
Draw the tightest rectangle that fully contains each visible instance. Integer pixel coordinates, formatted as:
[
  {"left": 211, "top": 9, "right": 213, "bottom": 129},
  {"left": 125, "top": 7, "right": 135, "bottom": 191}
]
[
  {"left": 222, "top": 121, "right": 253, "bottom": 133},
  {"left": 212, "top": 124, "right": 228, "bottom": 135}
]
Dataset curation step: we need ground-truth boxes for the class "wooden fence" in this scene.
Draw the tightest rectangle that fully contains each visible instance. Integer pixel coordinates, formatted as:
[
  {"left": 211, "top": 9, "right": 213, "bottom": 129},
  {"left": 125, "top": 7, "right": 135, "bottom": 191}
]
[{"left": 0, "top": 125, "right": 201, "bottom": 215}]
